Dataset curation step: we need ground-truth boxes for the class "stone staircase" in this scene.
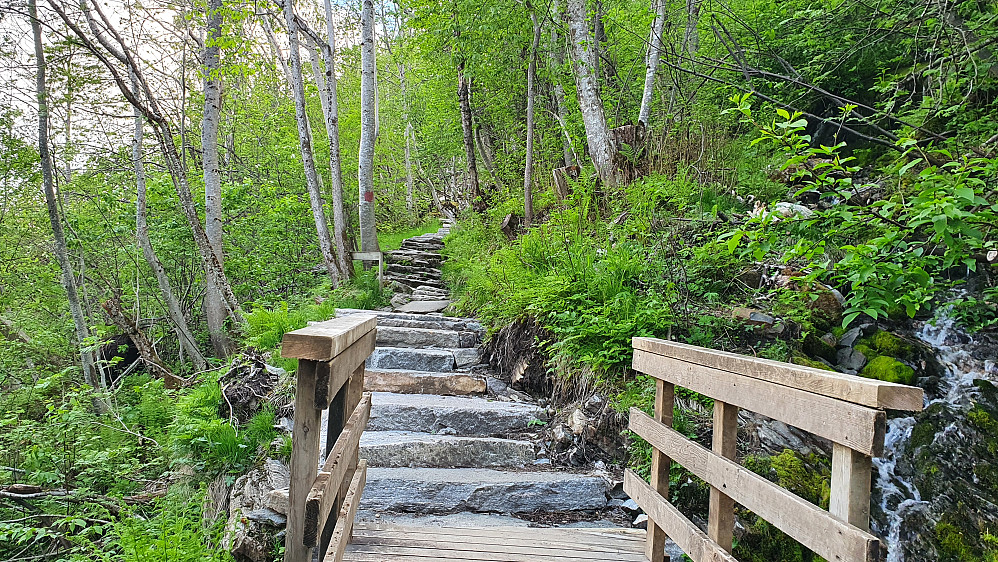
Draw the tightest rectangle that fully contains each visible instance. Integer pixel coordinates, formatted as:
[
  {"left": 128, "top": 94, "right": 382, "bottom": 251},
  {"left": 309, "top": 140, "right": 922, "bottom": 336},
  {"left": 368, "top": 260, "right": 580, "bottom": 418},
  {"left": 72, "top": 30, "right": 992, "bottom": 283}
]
[
  {"left": 383, "top": 222, "right": 453, "bottom": 313},
  {"left": 334, "top": 220, "right": 613, "bottom": 526}
]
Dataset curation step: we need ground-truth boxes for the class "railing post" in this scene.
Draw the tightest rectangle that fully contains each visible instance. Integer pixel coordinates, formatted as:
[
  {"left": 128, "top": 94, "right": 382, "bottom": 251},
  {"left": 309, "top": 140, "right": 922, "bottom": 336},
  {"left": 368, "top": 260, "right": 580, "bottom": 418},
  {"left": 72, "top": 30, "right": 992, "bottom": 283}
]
[
  {"left": 829, "top": 443, "right": 873, "bottom": 532},
  {"left": 645, "top": 379, "right": 674, "bottom": 562},
  {"left": 286, "top": 359, "right": 323, "bottom": 562},
  {"left": 707, "top": 401, "right": 738, "bottom": 552}
]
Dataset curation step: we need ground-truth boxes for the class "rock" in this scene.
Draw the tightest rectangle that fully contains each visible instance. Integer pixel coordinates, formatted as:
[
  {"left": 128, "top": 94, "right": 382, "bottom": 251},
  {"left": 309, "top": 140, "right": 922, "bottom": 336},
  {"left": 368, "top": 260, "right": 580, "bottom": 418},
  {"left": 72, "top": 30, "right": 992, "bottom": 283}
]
[
  {"left": 390, "top": 293, "right": 412, "bottom": 309},
  {"left": 836, "top": 347, "right": 868, "bottom": 371},
  {"left": 264, "top": 488, "right": 288, "bottom": 515},
  {"left": 632, "top": 514, "right": 648, "bottom": 529},
  {"left": 732, "top": 307, "right": 775, "bottom": 326},
  {"left": 608, "top": 498, "right": 625, "bottom": 508},
  {"left": 860, "top": 355, "right": 915, "bottom": 385},
  {"left": 533, "top": 458, "right": 552, "bottom": 466},
  {"left": 621, "top": 499, "right": 639, "bottom": 512},
  {"left": 804, "top": 333, "right": 838, "bottom": 363},
  {"left": 568, "top": 408, "right": 590, "bottom": 435},
  {"left": 551, "top": 424, "right": 573, "bottom": 451},
  {"left": 274, "top": 417, "right": 293, "bottom": 434},
  {"left": 820, "top": 333, "right": 838, "bottom": 347},
  {"left": 452, "top": 347, "right": 482, "bottom": 368},
  {"left": 775, "top": 201, "right": 815, "bottom": 218},
  {"left": 808, "top": 288, "right": 844, "bottom": 322},
  {"left": 736, "top": 268, "right": 764, "bottom": 289},
  {"left": 396, "top": 300, "right": 451, "bottom": 314},
  {"left": 359, "top": 467, "right": 608, "bottom": 513},
  {"left": 608, "top": 481, "right": 628, "bottom": 500},
  {"left": 222, "top": 459, "right": 290, "bottom": 562},
  {"left": 244, "top": 508, "right": 286, "bottom": 527},
  {"left": 838, "top": 327, "right": 864, "bottom": 348}
]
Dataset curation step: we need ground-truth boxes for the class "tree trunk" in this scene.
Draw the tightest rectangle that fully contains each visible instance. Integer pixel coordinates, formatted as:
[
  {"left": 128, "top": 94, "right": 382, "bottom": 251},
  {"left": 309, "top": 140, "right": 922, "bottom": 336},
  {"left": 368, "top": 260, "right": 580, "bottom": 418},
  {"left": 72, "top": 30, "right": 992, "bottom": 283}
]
[
  {"left": 320, "top": 0, "right": 355, "bottom": 277},
  {"left": 399, "top": 61, "right": 416, "bottom": 214},
  {"left": 524, "top": 3, "right": 541, "bottom": 226},
  {"left": 101, "top": 296, "right": 179, "bottom": 388},
  {"left": 30, "top": 0, "right": 101, "bottom": 393},
  {"left": 638, "top": 0, "right": 666, "bottom": 125},
  {"left": 565, "top": 0, "right": 620, "bottom": 187},
  {"left": 358, "top": 0, "right": 380, "bottom": 254},
  {"left": 682, "top": 0, "right": 701, "bottom": 57},
  {"left": 457, "top": 62, "right": 483, "bottom": 210},
  {"left": 202, "top": 0, "right": 231, "bottom": 357},
  {"left": 130, "top": 69, "right": 207, "bottom": 372},
  {"left": 474, "top": 124, "right": 501, "bottom": 189},
  {"left": 550, "top": 0, "right": 575, "bottom": 168},
  {"left": 283, "top": 0, "right": 341, "bottom": 287},
  {"left": 261, "top": 14, "right": 293, "bottom": 86}
]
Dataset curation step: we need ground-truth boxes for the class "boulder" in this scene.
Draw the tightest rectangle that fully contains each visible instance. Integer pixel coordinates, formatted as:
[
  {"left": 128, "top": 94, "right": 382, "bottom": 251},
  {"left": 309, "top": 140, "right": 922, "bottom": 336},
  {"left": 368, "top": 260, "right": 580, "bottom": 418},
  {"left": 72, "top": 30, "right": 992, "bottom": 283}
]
[{"left": 222, "top": 459, "right": 290, "bottom": 562}]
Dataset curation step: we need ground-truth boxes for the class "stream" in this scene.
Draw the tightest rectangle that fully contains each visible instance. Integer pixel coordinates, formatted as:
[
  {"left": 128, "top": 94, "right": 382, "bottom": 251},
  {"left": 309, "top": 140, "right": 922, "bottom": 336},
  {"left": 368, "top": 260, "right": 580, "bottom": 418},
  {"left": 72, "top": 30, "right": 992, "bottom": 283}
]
[{"left": 873, "top": 304, "right": 998, "bottom": 561}]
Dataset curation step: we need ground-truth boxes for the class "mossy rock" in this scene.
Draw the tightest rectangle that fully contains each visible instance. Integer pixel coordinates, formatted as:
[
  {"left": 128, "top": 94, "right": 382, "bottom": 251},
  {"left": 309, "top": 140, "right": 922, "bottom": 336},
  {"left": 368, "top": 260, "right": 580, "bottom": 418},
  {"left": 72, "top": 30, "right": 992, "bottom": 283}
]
[
  {"left": 791, "top": 354, "right": 835, "bottom": 371},
  {"left": 802, "top": 333, "right": 837, "bottom": 364},
  {"left": 860, "top": 355, "right": 916, "bottom": 385},
  {"left": 860, "top": 330, "right": 919, "bottom": 361}
]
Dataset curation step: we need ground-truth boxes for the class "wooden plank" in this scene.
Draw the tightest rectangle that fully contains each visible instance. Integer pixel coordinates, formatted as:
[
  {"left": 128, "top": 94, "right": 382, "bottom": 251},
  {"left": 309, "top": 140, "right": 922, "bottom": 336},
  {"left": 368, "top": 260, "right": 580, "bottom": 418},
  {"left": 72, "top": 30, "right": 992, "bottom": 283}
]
[
  {"left": 630, "top": 409, "right": 880, "bottom": 562},
  {"left": 348, "top": 529, "right": 644, "bottom": 553},
  {"left": 282, "top": 315, "right": 377, "bottom": 361},
  {"left": 623, "top": 470, "right": 738, "bottom": 562},
  {"left": 707, "top": 401, "right": 738, "bottom": 552},
  {"left": 304, "top": 394, "right": 372, "bottom": 547},
  {"left": 348, "top": 536, "right": 637, "bottom": 559},
  {"left": 647, "top": 379, "right": 674, "bottom": 562},
  {"left": 634, "top": 337, "right": 922, "bottom": 411},
  {"left": 316, "top": 329, "right": 376, "bottom": 409},
  {"left": 830, "top": 443, "right": 873, "bottom": 532},
  {"left": 633, "top": 350, "right": 887, "bottom": 456},
  {"left": 352, "top": 251, "right": 383, "bottom": 261},
  {"left": 323, "top": 459, "right": 367, "bottom": 562},
  {"left": 351, "top": 524, "right": 645, "bottom": 543},
  {"left": 343, "top": 544, "right": 644, "bottom": 562},
  {"left": 285, "top": 360, "right": 323, "bottom": 562}
]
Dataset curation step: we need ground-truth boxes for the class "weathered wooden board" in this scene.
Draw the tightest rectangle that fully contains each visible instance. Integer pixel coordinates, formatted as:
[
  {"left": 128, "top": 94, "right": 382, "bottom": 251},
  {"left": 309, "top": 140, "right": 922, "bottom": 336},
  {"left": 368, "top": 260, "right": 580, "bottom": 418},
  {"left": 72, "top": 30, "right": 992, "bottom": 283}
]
[
  {"left": 633, "top": 337, "right": 922, "bottom": 411},
  {"left": 286, "top": 360, "right": 323, "bottom": 562},
  {"left": 341, "top": 524, "right": 647, "bottom": 562},
  {"left": 830, "top": 443, "right": 873, "bottom": 532},
  {"left": 282, "top": 315, "right": 377, "bottom": 361},
  {"left": 323, "top": 460, "right": 367, "bottom": 562},
  {"left": 624, "top": 470, "right": 738, "bottom": 562},
  {"left": 630, "top": 409, "right": 880, "bottom": 562},
  {"left": 707, "top": 401, "right": 738, "bottom": 552},
  {"left": 316, "top": 330, "right": 376, "bottom": 408},
  {"left": 305, "top": 394, "right": 372, "bottom": 547},
  {"left": 647, "top": 379, "right": 674, "bottom": 562},
  {"left": 633, "top": 350, "right": 886, "bottom": 456}
]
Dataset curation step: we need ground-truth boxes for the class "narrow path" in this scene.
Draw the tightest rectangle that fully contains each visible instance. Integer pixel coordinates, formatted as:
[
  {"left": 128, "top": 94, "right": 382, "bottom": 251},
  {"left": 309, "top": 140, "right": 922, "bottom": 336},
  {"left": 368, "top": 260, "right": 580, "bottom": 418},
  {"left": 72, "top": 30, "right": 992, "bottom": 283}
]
[{"left": 336, "top": 220, "right": 618, "bottom": 530}]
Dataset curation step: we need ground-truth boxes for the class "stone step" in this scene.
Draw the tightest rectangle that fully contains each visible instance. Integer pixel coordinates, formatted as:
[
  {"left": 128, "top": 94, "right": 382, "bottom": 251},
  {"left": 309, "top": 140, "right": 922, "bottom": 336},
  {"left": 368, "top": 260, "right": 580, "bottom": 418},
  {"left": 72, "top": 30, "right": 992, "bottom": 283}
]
[
  {"left": 386, "top": 264, "right": 443, "bottom": 279},
  {"left": 368, "top": 347, "right": 456, "bottom": 372},
  {"left": 359, "top": 468, "right": 608, "bottom": 514},
  {"left": 360, "top": 431, "right": 535, "bottom": 468},
  {"left": 395, "top": 300, "right": 451, "bottom": 314},
  {"left": 337, "top": 309, "right": 482, "bottom": 332},
  {"left": 365, "top": 368, "right": 486, "bottom": 395},
  {"left": 376, "top": 326, "right": 477, "bottom": 349},
  {"left": 387, "top": 276, "right": 447, "bottom": 290},
  {"left": 367, "top": 392, "right": 546, "bottom": 435}
]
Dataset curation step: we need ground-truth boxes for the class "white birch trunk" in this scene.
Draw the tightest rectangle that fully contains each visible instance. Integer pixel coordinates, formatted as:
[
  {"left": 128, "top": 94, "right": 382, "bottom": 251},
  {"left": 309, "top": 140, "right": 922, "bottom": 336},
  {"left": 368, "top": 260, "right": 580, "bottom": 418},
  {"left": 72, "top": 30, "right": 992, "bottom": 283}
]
[
  {"left": 524, "top": 4, "right": 541, "bottom": 226},
  {"left": 131, "top": 70, "right": 207, "bottom": 372},
  {"left": 283, "top": 0, "right": 341, "bottom": 286},
  {"left": 262, "top": 14, "right": 293, "bottom": 86},
  {"left": 550, "top": 0, "right": 575, "bottom": 168},
  {"left": 202, "top": 0, "right": 231, "bottom": 356},
  {"left": 30, "top": 0, "right": 101, "bottom": 392},
  {"left": 358, "top": 0, "right": 380, "bottom": 253},
  {"left": 321, "top": 0, "right": 355, "bottom": 276},
  {"left": 566, "top": 0, "right": 620, "bottom": 187},
  {"left": 457, "top": 63, "right": 482, "bottom": 209},
  {"left": 638, "top": 0, "right": 666, "bottom": 125}
]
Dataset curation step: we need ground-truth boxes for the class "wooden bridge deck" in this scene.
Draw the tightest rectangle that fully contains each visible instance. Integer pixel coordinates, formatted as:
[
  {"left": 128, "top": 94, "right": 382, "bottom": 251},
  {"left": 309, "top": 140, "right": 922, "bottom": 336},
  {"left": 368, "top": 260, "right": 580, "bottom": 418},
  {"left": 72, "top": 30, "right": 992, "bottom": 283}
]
[{"left": 339, "top": 524, "right": 648, "bottom": 561}]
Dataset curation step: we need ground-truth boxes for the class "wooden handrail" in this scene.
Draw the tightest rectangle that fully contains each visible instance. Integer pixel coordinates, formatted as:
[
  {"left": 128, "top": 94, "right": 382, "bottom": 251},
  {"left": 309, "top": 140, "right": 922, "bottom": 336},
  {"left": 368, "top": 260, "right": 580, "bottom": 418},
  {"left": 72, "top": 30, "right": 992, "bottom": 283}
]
[
  {"left": 627, "top": 337, "right": 924, "bottom": 562},
  {"left": 282, "top": 315, "right": 377, "bottom": 562}
]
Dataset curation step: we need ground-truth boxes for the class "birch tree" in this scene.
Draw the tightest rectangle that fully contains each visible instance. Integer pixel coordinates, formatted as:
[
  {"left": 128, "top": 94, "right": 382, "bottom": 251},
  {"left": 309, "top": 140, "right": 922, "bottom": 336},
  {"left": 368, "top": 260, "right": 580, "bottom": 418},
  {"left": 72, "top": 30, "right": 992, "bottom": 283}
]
[
  {"left": 29, "top": 0, "right": 100, "bottom": 391},
  {"left": 549, "top": 0, "right": 575, "bottom": 168},
  {"left": 358, "top": 0, "right": 380, "bottom": 253},
  {"left": 565, "top": 0, "right": 620, "bottom": 187},
  {"left": 202, "top": 0, "right": 231, "bottom": 355},
  {"left": 524, "top": 2, "right": 541, "bottom": 226},
  {"left": 638, "top": 0, "right": 666, "bottom": 125},
  {"left": 130, "top": 69, "right": 207, "bottom": 372},
  {"left": 282, "top": 0, "right": 341, "bottom": 285}
]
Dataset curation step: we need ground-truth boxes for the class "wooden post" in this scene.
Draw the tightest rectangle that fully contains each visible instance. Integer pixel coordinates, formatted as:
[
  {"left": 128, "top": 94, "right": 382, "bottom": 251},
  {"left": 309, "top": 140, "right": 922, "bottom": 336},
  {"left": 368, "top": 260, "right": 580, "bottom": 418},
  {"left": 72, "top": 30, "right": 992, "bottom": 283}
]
[
  {"left": 829, "top": 443, "right": 873, "bottom": 532},
  {"left": 645, "top": 379, "right": 674, "bottom": 562},
  {"left": 286, "top": 360, "right": 322, "bottom": 562},
  {"left": 708, "top": 400, "right": 738, "bottom": 552}
]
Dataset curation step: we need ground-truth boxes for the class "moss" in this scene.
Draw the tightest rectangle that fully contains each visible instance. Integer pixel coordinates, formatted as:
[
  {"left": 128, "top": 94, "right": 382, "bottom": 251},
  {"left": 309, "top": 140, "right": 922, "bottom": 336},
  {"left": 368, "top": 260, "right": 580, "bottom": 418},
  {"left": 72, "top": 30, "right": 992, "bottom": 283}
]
[
  {"left": 968, "top": 405, "right": 998, "bottom": 455},
  {"left": 910, "top": 420, "right": 938, "bottom": 450},
  {"left": 866, "top": 330, "right": 918, "bottom": 360},
  {"left": 802, "top": 333, "right": 837, "bottom": 363},
  {"left": 861, "top": 355, "right": 916, "bottom": 385},
  {"left": 791, "top": 354, "right": 836, "bottom": 371},
  {"left": 853, "top": 343, "right": 877, "bottom": 360},
  {"left": 936, "top": 521, "right": 978, "bottom": 562}
]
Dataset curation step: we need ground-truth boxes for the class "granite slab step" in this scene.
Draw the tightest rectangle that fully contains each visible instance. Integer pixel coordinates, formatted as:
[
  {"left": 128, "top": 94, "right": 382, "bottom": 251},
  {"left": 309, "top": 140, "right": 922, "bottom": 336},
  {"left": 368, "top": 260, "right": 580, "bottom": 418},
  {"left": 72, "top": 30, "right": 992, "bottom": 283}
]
[
  {"left": 360, "top": 431, "right": 535, "bottom": 468},
  {"left": 365, "top": 369, "right": 486, "bottom": 395},
  {"left": 367, "top": 392, "right": 547, "bottom": 435},
  {"left": 376, "top": 326, "right": 476, "bottom": 349},
  {"left": 359, "top": 468, "right": 608, "bottom": 513},
  {"left": 368, "top": 347, "right": 456, "bottom": 371}
]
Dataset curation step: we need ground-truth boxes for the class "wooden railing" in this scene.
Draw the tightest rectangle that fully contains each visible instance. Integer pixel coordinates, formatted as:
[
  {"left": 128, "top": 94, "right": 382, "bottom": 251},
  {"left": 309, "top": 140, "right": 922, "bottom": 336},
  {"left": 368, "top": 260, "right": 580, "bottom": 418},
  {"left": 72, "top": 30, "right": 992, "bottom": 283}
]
[
  {"left": 281, "top": 314, "right": 377, "bottom": 562},
  {"left": 624, "top": 337, "right": 924, "bottom": 562}
]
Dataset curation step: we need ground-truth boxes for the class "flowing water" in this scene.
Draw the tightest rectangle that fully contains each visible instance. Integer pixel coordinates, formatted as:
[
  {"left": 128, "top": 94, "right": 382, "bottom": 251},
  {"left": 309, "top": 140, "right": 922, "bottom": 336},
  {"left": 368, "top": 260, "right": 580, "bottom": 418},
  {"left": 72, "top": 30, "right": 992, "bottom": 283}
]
[{"left": 873, "top": 304, "right": 998, "bottom": 561}]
